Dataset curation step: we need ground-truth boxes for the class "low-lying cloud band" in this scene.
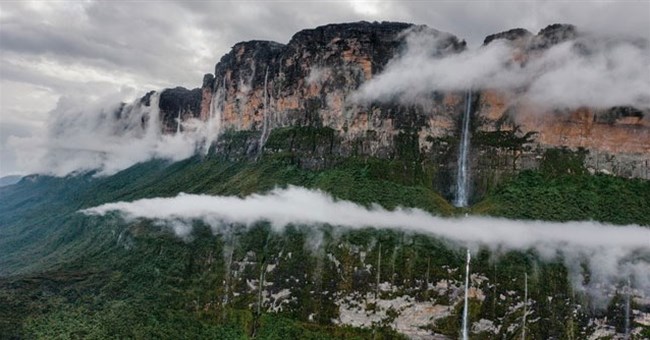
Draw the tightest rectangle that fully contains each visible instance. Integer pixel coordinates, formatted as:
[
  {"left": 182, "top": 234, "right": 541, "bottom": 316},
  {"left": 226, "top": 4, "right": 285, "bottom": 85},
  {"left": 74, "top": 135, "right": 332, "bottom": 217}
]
[{"left": 82, "top": 186, "right": 650, "bottom": 296}]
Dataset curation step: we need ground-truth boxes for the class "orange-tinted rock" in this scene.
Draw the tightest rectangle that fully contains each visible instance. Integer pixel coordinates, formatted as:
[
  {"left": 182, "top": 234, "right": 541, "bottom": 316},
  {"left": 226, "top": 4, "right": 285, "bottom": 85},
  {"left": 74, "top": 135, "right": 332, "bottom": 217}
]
[{"left": 152, "top": 21, "right": 649, "bottom": 196}]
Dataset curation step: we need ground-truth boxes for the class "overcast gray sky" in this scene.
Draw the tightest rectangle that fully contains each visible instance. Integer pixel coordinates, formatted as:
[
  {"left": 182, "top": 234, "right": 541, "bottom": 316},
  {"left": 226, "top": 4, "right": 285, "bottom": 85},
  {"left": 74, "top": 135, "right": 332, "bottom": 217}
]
[{"left": 1, "top": 0, "right": 649, "bottom": 176}]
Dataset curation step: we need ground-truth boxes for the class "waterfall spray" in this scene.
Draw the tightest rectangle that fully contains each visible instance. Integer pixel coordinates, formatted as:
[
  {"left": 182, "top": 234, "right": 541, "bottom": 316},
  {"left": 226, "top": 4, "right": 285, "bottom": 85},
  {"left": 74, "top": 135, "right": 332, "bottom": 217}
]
[
  {"left": 625, "top": 277, "right": 631, "bottom": 339},
  {"left": 522, "top": 272, "right": 528, "bottom": 340},
  {"left": 454, "top": 91, "right": 473, "bottom": 207},
  {"left": 426, "top": 257, "right": 431, "bottom": 289},
  {"left": 222, "top": 234, "right": 235, "bottom": 308},
  {"left": 492, "top": 262, "right": 498, "bottom": 319},
  {"left": 223, "top": 246, "right": 234, "bottom": 306},
  {"left": 376, "top": 243, "right": 382, "bottom": 299},
  {"left": 462, "top": 249, "right": 471, "bottom": 340},
  {"left": 390, "top": 244, "right": 399, "bottom": 287},
  {"left": 312, "top": 235, "right": 325, "bottom": 321},
  {"left": 176, "top": 111, "right": 181, "bottom": 134},
  {"left": 204, "top": 77, "right": 225, "bottom": 155},
  {"left": 144, "top": 92, "right": 161, "bottom": 140},
  {"left": 257, "top": 262, "right": 266, "bottom": 316},
  {"left": 256, "top": 232, "right": 272, "bottom": 318}
]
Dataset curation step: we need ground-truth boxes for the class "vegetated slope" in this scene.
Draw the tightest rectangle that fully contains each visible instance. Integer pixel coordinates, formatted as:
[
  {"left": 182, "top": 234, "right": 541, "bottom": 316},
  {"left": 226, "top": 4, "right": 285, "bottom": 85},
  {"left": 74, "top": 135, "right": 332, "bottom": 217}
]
[
  {"left": 475, "top": 148, "right": 650, "bottom": 225},
  {"left": 1, "top": 141, "right": 649, "bottom": 338},
  {"left": 0, "top": 150, "right": 452, "bottom": 338},
  {"left": 0, "top": 125, "right": 650, "bottom": 338},
  {"left": 0, "top": 151, "right": 454, "bottom": 276},
  {"left": 476, "top": 170, "right": 650, "bottom": 225}
]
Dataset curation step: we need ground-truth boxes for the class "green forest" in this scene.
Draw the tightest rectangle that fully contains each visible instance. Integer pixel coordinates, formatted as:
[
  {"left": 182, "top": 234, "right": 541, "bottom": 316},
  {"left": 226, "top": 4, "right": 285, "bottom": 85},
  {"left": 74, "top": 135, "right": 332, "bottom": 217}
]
[{"left": 1, "top": 131, "right": 648, "bottom": 339}]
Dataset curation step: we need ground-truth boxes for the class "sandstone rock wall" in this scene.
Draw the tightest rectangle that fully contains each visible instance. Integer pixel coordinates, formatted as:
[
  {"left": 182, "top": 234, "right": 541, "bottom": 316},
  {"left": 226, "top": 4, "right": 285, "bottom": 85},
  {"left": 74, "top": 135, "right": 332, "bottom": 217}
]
[{"left": 152, "top": 21, "right": 650, "bottom": 202}]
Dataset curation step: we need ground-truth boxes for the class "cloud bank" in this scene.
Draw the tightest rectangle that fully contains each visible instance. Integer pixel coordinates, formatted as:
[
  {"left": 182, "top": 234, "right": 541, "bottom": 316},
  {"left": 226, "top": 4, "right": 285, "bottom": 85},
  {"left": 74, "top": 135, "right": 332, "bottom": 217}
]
[
  {"left": 82, "top": 186, "right": 650, "bottom": 296},
  {"left": 8, "top": 91, "right": 217, "bottom": 176},
  {"left": 353, "top": 29, "right": 650, "bottom": 109}
]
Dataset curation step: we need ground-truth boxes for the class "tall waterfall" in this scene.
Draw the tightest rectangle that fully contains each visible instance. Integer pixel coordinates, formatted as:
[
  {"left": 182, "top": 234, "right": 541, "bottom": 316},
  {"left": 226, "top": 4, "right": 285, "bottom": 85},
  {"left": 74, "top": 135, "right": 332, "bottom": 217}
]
[
  {"left": 625, "top": 277, "right": 631, "bottom": 339},
  {"left": 176, "top": 111, "right": 181, "bottom": 134},
  {"left": 144, "top": 92, "right": 162, "bottom": 141},
  {"left": 376, "top": 243, "right": 382, "bottom": 299},
  {"left": 454, "top": 91, "right": 473, "bottom": 207},
  {"left": 461, "top": 249, "right": 471, "bottom": 340},
  {"left": 522, "top": 272, "right": 528, "bottom": 340},
  {"left": 259, "top": 66, "right": 270, "bottom": 148},
  {"left": 204, "top": 77, "right": 226, "bottom": 155}
]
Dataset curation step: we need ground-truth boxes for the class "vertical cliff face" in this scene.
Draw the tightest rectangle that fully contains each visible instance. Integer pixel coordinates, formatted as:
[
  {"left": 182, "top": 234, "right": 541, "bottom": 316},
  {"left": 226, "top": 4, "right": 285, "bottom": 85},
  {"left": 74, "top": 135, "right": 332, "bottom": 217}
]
[
  {"left": 470, "top": 94, "right": 648, "bottom": 198},
  {"left": 158, "top": 87, "right": 203, "bottom": 133},
  {"left": 152, "top": 21, "right": 650, "bottom": 202},
  {"left": 197, "top": 22, "right": 467, "bottom": 161}
]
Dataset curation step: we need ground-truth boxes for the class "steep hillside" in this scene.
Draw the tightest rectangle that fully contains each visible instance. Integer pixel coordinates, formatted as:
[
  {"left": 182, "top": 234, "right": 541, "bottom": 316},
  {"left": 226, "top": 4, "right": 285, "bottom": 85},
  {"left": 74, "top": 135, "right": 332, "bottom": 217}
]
[{"left": 1, "top": 128, "right": 649, "bottom": 338}]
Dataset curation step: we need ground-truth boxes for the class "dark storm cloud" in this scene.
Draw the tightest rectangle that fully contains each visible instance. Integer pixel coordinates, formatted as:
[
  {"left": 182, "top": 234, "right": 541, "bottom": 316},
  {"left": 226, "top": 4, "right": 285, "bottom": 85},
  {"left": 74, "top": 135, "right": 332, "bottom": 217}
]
[{"left": 1, "top": 0, "right": 649, "bottom": 175}]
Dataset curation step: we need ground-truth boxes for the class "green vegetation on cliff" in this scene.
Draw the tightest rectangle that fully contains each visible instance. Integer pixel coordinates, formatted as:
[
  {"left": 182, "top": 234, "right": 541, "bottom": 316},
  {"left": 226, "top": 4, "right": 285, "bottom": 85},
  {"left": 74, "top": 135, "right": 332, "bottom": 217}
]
[
  {"left": 0, "top": 142, "right": 453, "bottom": 338},
  {"left": 476, "top": 148, "right": 650, "bottom": 225},
  {"left": 1, "top": 130, "right": 648, "bottom": 339},
  {"left": 476, "top": 170, "right": 650, "bottom": 225}
]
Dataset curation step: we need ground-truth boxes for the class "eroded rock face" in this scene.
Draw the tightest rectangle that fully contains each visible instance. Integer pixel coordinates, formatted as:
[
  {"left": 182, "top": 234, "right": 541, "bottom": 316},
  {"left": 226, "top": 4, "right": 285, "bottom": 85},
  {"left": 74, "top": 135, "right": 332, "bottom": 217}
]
[
  {"left": 148, "top": 21, "right": 648, "bottom": 201},
  {"left": 202, "top": 22, "right": 465, "bottom": 140},
  {"left": 194, "top": 22, "right": 469, "bottom": 187},
  {"left": 471, "top": 91, "right": 650, "bottom": 197}
]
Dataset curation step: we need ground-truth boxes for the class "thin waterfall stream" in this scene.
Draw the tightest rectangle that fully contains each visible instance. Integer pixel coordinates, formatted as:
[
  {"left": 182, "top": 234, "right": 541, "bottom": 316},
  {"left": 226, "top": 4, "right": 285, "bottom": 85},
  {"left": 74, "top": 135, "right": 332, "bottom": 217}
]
[
  {"left": 461, "top": 249, "right": 471, "bottom": 340},
  {"left": 522, "top": 272, "right": 528, "bottom": 340},
  {"left": 204, "top": 77, "right": 226, "bottom": 155},
  {"left": 625, "top": 277, "right": 631, "bottom": 339},
  {"left": 259, "top": 66, "right": 270, "bottom": 149},
  {"left": 176, "top": 111, "right": 181, "bottom": 134},
  {"left": 454, "top": 91, "right": 473, "bottom": 207}
]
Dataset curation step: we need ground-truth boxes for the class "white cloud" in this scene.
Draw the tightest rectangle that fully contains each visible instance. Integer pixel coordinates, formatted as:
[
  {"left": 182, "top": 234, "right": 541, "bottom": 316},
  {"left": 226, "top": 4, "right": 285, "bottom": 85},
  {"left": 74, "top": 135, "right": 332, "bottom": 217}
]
[
  {"left": 354, "top": 29, "right": 650, "bottom": 109},
  {"left": 525, "top": 38, "right": 650, "bottom": 108},
  {"left": 349, "top": 1, "right": 384, "bottom": 17},
  {"left": 83, "top": 186, "right": 650, "bottom": 297},
  {"left": 8, "top": 91, "right": 216, "bottom": 176}
]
